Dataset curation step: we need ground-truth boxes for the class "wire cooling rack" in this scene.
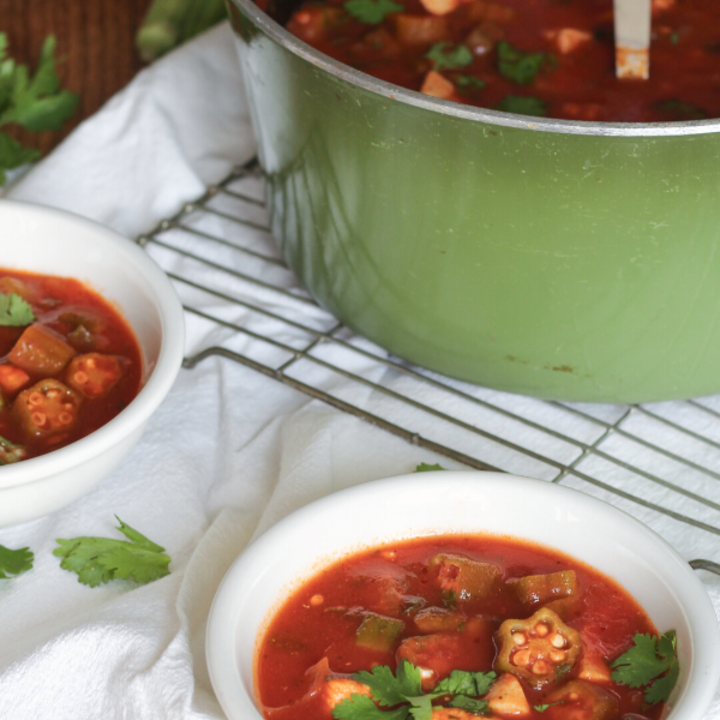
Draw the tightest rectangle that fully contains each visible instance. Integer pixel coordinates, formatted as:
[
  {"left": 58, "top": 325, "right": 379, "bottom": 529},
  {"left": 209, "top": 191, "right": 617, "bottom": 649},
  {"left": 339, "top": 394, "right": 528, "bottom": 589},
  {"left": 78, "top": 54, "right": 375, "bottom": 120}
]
[{"left": 138, "top": 158, "right": 720, "bottom": 574}]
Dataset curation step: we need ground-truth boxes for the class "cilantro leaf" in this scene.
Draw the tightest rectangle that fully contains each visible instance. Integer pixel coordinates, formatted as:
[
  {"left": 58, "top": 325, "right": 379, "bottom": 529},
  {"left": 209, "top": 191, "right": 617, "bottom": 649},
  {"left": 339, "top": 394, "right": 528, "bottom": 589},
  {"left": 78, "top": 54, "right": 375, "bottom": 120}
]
[
  {"left": 435, "top": 670, "right": 496, "bottom": 697},
  {"left": 355, "top": 661, "right": 422, "bottom": 706},
  {"left": 425, "top": 43, "right": 473, "bottom": 71},
  {"left": 415, "top": 463, "right": 446, "bottom": 473},
  {"left": 0, "top": 292, "right": 35, "bottom": 326},
  {"left": 54, "top": 517, "right": 171, "bottom": 587},
  {"left": 495, "top": 95, "right": 547, "bottom": 117},
  {"left": 0, "top": 132, "right": 41, "bottom": 185},
  {"left": 406, "top": 694, "right": 433, "bottom": 720},
  {"left": 0, "top": 33, "right": 78, "bottom": 186},
  {"left": 611, "top": 631, "right": 679, "bottom": 704},
  {"left": 344, "top": 0, "right": 404, "bottom": 24},
  {"left": 333, "top": 694, "right": 408, "bottom": 720},
  {"left": 448, "top": 694, "right": 489, "bottom": 714},
  {"left": 455, "top": 75, "right": 484, "bottom": 93},
  {"left": 497, "top": 41, "right": 552, "bottom": 85},
  {"left": 0, "top": 543, "right": 33, "bottom": 578}
]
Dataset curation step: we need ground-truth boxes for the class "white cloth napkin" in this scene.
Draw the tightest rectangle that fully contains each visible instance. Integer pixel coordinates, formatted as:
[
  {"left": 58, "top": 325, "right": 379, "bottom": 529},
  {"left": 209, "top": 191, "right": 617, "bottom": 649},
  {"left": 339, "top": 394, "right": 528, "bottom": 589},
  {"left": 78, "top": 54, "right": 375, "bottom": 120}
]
[{"left": 0, "top": 20, "right": 718, "bottom": 720}]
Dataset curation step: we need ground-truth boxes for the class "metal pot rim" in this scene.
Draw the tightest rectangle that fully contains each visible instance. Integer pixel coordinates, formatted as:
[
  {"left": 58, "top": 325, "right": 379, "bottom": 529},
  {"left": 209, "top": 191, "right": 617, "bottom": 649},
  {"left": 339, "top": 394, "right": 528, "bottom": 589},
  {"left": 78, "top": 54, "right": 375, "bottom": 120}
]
[{"left": 229, "top": 0, "right": 720, "bottom": 138}]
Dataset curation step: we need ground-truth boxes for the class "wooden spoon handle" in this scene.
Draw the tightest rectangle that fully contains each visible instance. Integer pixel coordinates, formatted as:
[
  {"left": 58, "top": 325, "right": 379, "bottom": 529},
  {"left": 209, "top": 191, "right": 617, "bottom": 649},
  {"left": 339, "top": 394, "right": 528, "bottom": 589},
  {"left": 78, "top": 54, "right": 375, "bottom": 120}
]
[{"left": 613, "top": 0, "right": 651, "bottom": 79}]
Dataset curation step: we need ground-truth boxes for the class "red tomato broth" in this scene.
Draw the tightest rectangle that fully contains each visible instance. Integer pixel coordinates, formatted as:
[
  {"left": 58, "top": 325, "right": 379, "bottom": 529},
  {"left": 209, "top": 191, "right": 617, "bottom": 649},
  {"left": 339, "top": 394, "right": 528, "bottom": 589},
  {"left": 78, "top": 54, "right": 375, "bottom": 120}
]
[
  {"left": 0, "top": 268, "right": 143, "bottom": 461},
  {"left": 280, "top": 0, "right": 720, "bottom": 122},
  {"left": 256, "top": 534, "right": 664, "bottom": 720}
]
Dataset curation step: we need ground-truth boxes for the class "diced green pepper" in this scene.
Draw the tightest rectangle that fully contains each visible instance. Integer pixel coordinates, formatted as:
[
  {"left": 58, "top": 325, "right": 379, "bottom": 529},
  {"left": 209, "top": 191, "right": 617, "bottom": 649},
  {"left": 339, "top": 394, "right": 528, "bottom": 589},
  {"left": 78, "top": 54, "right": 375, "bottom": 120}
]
[
  {"left": 509, "top": 570, "right": 578, "bottom": 605},
  {"left": 544, "top": 679, "right": 618, "bottom": 719},
  {"left": 496, "top": 607, "right": 581, "bottom": 689},
  {"left": 0, "top": 434, "right": 27, "bottom": 464},
  {"left": 355, "top": 613, "right": 404, "bottom": 652},
  {"left": 414, "top": 606, "right": 466, "bottom": 633},
  {"left": 428, "top": 553, "right": 500, "bottom": 602}
]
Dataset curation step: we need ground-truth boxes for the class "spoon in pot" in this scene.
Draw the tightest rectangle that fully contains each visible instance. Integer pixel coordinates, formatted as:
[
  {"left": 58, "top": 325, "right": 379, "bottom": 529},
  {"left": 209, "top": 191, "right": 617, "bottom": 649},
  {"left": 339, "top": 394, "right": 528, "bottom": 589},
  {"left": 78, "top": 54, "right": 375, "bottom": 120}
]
[{"left": 613, "top": 0, "right": 652, "bottom": 79}]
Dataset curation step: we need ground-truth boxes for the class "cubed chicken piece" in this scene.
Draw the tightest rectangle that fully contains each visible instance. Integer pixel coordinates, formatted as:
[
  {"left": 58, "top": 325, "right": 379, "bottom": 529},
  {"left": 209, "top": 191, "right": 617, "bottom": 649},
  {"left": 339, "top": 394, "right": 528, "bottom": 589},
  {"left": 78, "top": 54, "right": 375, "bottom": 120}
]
[
  {"left": 394, "top": 14, "right": 450, "bottom": 46},
  {"left": 13, "top": 379, "right": 82, "bottom": 442},
  {"left": 287, "top": 5, "right": 346, "bottom": 44},
  {"left": 421, "top": 71, "right": 459, "bottom": 101},
  {"left": 578, "top": 654, "right": 612, "bottom": 683},
  {"left": 0, "top": 365, "right": 31, "bottom": 396},
  {"left": 65, "top": 353, "right": 123, "bottom": 399},
  {"left": 485, "top": 674, "right": 531, "bottom": 717},
  {"left": 8, "top": 324, "right": 77, "bottom": 376},
  {"left": 322, "top": 678, "right": 372, "bottom": 712},
  {"left": 419, "top": 0, "right": 462, "bottom": 17},
  {"left": 544, "top": 679, "right": 617, "bottom": 719},
  {"left": 544, "top": 28, "right": 592, "bottom": 54}
]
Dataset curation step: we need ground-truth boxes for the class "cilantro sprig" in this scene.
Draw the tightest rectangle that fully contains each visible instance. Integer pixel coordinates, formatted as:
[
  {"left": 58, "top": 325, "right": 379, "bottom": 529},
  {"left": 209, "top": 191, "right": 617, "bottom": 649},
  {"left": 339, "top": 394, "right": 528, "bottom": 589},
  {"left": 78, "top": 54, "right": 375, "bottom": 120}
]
[
  {"left": 611, "top": 631, "right": 679, "bottom": 704},
  {"left": 0, "top": 292, "right": 35, "bottom": 326},
  {"left": 344, "top": 0, "right": 404, "bottom": 24},
  {"left": 332, "top": 661, "right": 496, "bottom": 720},
  {"left": 497, "top": 41, "right": 553, "bottom": 85},
  {"left": 0, "top": 543, "right": 34, "bottom": 578},
  {"left": 415, "top": 463, "right": 446, "bottom": 473},
  {"left": 0, "top": 33, "right": 79, "bottom": 185},
  {"left": 425, "top": 43, "right": 473, "bottom": 72},
  {"left": 54, "top": 517, "right": 171, "bottom": 587}
]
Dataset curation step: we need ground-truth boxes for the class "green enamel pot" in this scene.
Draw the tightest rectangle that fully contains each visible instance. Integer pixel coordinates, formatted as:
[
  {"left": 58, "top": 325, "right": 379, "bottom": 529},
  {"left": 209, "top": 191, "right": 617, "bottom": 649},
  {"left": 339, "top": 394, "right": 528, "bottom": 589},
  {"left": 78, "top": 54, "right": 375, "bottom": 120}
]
[{"left": 227, "top": 0, "right": 720, "bottom": 403}]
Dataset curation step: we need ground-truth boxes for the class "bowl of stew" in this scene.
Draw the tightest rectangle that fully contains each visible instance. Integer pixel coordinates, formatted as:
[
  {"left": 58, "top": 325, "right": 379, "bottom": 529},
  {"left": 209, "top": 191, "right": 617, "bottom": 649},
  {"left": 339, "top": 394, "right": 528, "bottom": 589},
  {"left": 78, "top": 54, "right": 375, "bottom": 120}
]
[
  {"left": 206, "top": 471, "right": 720, "bottom": 720},
  {"left": 226, "top": 0, "right": 720, "bottom": 403},
  {"left": 0, "top": 200, "right": 185, "bottom": 526}
]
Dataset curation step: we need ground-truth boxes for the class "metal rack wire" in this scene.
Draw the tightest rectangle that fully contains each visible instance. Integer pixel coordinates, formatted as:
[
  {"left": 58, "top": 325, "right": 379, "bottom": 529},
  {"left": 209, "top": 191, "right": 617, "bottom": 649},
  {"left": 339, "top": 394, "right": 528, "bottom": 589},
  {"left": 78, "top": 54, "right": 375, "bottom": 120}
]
[{"left": 138, "top": 159, "right": 720, "bottom": 575}]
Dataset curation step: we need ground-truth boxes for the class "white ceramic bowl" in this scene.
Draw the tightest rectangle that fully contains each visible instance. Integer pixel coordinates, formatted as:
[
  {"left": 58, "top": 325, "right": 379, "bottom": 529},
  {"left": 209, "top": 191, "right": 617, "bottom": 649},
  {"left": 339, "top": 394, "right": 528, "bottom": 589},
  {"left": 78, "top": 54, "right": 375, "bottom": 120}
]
[
  {"left": 207, "top": 471, "right": 720, "bottom": 720},
  {"left": 0, "top": 200, "right": 185, "bottom": 526}
]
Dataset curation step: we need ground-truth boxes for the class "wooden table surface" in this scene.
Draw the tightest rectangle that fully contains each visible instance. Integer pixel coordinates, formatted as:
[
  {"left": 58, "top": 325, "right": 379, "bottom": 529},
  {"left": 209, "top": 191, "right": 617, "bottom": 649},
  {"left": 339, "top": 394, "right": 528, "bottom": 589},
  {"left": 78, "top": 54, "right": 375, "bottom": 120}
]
[{"left": 1, "top": 0, "right": 155, "bottom": 154}]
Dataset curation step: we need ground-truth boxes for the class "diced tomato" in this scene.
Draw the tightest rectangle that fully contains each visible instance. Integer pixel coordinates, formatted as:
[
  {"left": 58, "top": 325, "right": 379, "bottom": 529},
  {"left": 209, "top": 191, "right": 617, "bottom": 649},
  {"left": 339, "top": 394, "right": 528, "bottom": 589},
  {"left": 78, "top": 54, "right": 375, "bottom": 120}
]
[
  {"left": 65, "top": 353, "right": 123, "bottom": 399},
  {"left": 0, "top": 365, "right": 31, "bottom": 395},
  {"left": 8, "top": 324, "right": 77, "bottom": 376},
  {"left": 13, "top": 379, "right": 82, "bottom": 442}
]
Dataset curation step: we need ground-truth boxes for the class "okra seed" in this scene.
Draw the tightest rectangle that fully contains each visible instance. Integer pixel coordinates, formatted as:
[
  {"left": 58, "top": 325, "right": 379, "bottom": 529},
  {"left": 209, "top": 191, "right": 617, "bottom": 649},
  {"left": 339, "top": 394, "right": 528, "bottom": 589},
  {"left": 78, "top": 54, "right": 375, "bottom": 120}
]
[
  {"left": 47, "top": 390, "right": 60, "bottom": 399},
  {"left": 512, "top": 632, "right": 526, "bottom": 645},
  {"left": 310, "top": 594, "right": 324, "bottom": 606},
  {"left": 31, "top": 412, "right": 46, "bottom": 426},
  {"left": 28, "top": 392, "right": 43, "bottom": 406},
  {"left": 534, "top": 623, "right": 549, "bottom": 637},
  {"left": 550, "top": 633, "right": 566, "bottom": 648},
  {"left": 550, "top": 650, "right": 566, "bottom": 663},
  {"left": 74, "top": 371, "right": 88, "bottom": 384},
  {"left": 513, "top": 649, "right": 532, "bottom": 666},
  {"left": 58, "top": 412, "right": 73, "bottom": 425},
  {"left": 532, "top": 660, "right": 550, "bottom": 675},
  {"left": 86, "top": 358, "right": 97, "bottom": 369}
]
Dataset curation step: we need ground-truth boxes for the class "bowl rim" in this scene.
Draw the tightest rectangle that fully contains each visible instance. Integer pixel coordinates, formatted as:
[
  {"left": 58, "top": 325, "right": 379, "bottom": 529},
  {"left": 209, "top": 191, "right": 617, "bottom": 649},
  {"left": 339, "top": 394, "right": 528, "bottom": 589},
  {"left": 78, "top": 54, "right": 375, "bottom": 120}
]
[
  {"left": 206, "top": 470, "right": 720, "bottom": 720},
  {"left": 0, "top": 199, "right": 185, "bottom": 490},
  {"left": 228, "top": 0, "right": 720, "bottom": 138}
]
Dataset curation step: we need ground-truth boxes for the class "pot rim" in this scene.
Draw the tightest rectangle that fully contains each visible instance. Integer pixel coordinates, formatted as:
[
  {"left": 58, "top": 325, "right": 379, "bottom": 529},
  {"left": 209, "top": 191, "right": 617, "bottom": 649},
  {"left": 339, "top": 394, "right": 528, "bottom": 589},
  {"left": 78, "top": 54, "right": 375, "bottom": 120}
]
[{"left": 229, "top": 0, "right": 720, "bottom": 138}]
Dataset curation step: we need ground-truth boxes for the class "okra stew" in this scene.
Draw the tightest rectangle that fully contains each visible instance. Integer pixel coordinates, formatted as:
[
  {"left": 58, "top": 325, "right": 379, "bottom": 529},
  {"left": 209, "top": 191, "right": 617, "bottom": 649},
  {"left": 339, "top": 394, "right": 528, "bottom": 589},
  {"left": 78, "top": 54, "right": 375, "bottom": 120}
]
[
  {"left": 278, "top": 0, "right": 720, "bottom": 122},
  {"left": 257, "top": 534, "right": 678, "bottom": 720},
  {"left": 0, "top": 269, "right": 142, "bottom": 464}
]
